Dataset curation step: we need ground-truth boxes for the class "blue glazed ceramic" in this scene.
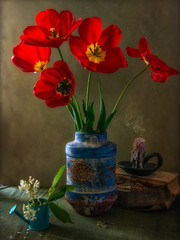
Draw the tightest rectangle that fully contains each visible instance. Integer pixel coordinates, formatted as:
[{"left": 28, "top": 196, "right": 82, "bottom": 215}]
[
  {"left": 28, "top": 198, "right": 50, "bottom": 230},
  {"left": 9, "top": 198, "right": 50, "bottom": 231},
  {"left": 65, "top": 132, "right": 118, "bottom": 216}
]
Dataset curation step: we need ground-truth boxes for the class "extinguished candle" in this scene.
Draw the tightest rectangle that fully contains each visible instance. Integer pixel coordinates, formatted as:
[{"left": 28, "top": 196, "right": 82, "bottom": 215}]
[{"left": 130, "top": 137, "right": 145, "bottom": 168}]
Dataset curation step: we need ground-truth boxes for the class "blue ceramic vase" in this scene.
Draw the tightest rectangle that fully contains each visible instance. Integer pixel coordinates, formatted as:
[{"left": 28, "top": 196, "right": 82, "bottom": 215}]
[{"left": 65, "top": 132, "right": 118, "bottom": 216}]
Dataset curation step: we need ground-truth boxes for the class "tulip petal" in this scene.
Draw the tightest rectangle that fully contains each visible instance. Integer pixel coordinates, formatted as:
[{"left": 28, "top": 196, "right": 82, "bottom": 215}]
[
  {"left": 12, "top": 42, "right": 51, "bottom": 72},
  {"left": 21, "top": 26, "right": 64, "bottom": 48},
  {"left": 139, "top": 37, "right": 151, "bottom": 59},
  {"left": 40, "top": 68, "right": 61, "bottom": 85},
  {"left": 34, "top": 79, "right": 56, "bottom": 99},
  {"left": 126, "top": 47, "right": 141, "bottom": 58},
  {"left": 59, "top": 10, "right": 82, "bottom": 38},
  {"left": 53, "top": 60, "right": 74, "bottom": 82},
  {"left": 36, "top": 9, "right": 60, "bottom": 31},
  {"left": 96, "top": 47, "right": 128, "bottom": 73},
  {"left": 69, "top": 36, "right": 87, "bottom": 58},
  {"left": 20, "top": 26, "right": 50, "bottom": 46},
  {"left": 13, "top": 42, "right": 51, "bottom": 63},
  {"left": 46, "top": 94, "right": 71, "bottom": 107},
  {"left": 99, "top": 24, "right": 122, "bottom": 49},
  {"left": 76, "top": 47, "right": 127, "bottom": 73},
  {"left": 149, "top": 54, "right": 174, "bottom": 71},
  {"left": 151, "top": 70, "right": 169, "bottom": 82},
  {"left": 78, "top": 17, "right": 102, "bottom": 45},
  {"left": 11, "top": 56, "right": 34, "bottom": 72},
  {"left": 67, "top": 17, "right": 82, "bottom": 37}
]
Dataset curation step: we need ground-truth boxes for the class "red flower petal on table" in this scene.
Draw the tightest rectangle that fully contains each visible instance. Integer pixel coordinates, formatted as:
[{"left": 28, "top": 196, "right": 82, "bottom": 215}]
[
  {"left": 34, "top": 60, "right": 75, "bottom": 107},
  {"left": 148, "top": 54, "right": 179, "bottom": 82},
  {"left": 11, "top": 42, "right": 51, "bottom": 72},
  {"left": 21, "top": 9, "right": 82, "bottom": 48},
  {"left": 69, "top": 17, "right": 127, "bottom": 73}
]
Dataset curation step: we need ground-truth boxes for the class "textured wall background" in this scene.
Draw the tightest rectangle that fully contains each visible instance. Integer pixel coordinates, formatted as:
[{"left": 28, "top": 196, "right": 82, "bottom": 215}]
[{"left": 0, "top": 0, "right": 179, "bottom": 186}]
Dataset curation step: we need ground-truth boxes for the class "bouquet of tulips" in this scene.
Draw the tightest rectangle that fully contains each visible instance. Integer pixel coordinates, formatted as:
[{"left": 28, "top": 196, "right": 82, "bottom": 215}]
[{"left": 12, "top": 9, "right": 179, "bottom": 133}]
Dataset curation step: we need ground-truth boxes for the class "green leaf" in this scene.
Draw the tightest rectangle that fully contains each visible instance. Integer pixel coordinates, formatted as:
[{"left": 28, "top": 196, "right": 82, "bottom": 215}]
[
  {"left": 88, "top": 101, "right": 95, "bottom": 131},
  {"left": 49, "top": 202, "right": 72, "bottom": 223},
  {"left": 70, "top": 99, "right": 81, "bottom": 131},
  {"left": 82, "top": 100, "right": 95, "bottom": 132},
  {"left": 57, "top": 185, "right": 75, "bottom": 191},
  {"left": 82, "top": 99, "right": 87, "bottom": 121},
  {"left": 97, "top": 80, "right": 106, "bottom": 132},
  {"left": 66, "top": 104, "right": 75, "bottom": 121},
  {"left": 49, "top": 165, "right": 66, "bottom": 197},
  {"left": 48, "top": 187, "right": 55, "bottom": 197},
  {"left": 48, "top": 185, "right": 75, "bottom": 201},
  {"left": 73, "top": 95, "right": 83, "bottom": 130},
  {"left": 66, "top": 104, "right": 79, "bottom": 131},
  {"left": 48, "top": 189, "right": 66, "bottom": 202},
  {"left": 103, "top": 110, "right": 117, "bottom": 131}
]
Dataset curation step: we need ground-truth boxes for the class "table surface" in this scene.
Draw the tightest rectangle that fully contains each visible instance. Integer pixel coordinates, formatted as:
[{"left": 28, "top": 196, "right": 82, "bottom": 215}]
[{"left": 0, "top": 185, "right": 180, "bottom": 240}]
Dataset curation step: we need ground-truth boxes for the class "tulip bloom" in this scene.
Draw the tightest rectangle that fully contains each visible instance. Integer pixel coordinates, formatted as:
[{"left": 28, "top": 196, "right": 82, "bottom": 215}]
[
  {"left": 69, "top": 17, "right": 127, "bottom": 73},
  {"left": 148, "top": 54, "right": 179, "bottom": 82},
  {"left": 12, "top": 42, "right": 51, "bottom": 72},
  {"left": 126, "top": 37, "right": 179, "bottom": 82},
  {"left": 20, "top": 9, "right": 82, "bottom": 48},
  {"left": 34, "top": 60, "right": 75, "bottom": 107}
]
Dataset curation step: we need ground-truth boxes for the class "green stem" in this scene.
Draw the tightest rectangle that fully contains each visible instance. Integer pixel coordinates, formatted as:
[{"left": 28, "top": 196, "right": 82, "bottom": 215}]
[
  {"left": 73, "top": 95, "right": 83, "bottom": 129},
  {"left": 86, "top": 71, "right": 92, "bottom": 110},
  {"left": 112, "top": 64, "right": 150, "bottom": 113},
  {"left": 58, "top": 48, "right": 64, "bottom": 61}
]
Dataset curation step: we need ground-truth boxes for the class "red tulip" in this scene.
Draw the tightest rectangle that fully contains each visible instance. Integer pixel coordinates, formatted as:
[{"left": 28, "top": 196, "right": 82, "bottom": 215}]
[
  {"left": 69, "top": 17, "right": 127, "bottom": 73},
  {"left": 12, "top": 42, "right": 51, "bottom": 72},
  {"left": 126, "top": 37, "right": 179, "bottom": 82},
  {"left": 20, "top": 9, "right": 82, "bottom": 48},
  {"left": 34, "top": 60, "right": 75, "bottom": 107},
  {"left": 148, "top": 54, "right": 179, "bottom": 82},
  {"left": 126, "top": 37, "right": 151, "bottom": 65}
]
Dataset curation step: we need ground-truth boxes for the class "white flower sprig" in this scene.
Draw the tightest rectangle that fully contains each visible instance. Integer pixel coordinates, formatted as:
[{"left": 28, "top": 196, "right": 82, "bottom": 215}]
[
  {"left": 23, "top": 204, "right": 36, "bottom": 221},
  {"left": 18, "top": 176, "right": 40, "bottom": 201},
  {"left": 18, "top": 176, "right": 41, "bottom": 221}
]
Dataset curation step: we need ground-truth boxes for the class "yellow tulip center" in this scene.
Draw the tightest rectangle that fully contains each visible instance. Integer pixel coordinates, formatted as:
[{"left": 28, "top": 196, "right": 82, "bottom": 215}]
[
  {"left": 86, "top": 43, "right": 106, "bottom": 64},
  {"left": 56, "top": 78, "right": 72, "bottom": 96},
  {"left": 34, "top": 60, "right": 48, "bottom": 72},
  {"left": 49, "top": 28, "right": 66, "bottom": 40}
]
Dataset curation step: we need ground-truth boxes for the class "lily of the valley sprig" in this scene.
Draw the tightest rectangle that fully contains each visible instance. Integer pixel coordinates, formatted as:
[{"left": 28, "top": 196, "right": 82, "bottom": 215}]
[{"left": 12, "top": 8, "right": 179, "bottom": 133}]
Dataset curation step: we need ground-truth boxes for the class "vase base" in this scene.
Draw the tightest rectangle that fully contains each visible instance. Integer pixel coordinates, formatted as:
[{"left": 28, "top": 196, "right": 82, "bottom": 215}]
[{"left": 65, "top": 192, "right": 118, "bottom": 216}]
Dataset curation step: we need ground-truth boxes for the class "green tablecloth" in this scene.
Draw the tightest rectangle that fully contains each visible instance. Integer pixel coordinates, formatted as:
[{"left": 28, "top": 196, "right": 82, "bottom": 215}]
[{"left": 0, "top": 185, "right": 180, "bottom": 240}]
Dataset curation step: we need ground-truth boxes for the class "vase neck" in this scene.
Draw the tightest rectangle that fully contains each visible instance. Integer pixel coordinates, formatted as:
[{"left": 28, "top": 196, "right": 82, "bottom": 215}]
[{"left": 75, "top": 132, "right": 107, "bottom": 142}]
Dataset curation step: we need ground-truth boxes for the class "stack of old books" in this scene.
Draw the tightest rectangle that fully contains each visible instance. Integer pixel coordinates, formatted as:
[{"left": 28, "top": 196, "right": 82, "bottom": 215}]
[{"left": 115, "top": 168, "right": 180, "bottom": 211}]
